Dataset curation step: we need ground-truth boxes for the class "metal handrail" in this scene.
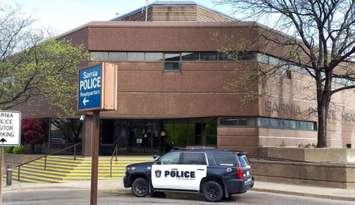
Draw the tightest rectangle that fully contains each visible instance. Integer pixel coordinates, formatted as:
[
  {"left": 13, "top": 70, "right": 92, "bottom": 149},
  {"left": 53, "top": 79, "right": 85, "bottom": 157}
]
[
  {"left": 110, "top": 143, "right": 119, "bottom": 177},
  {"left": 16, "top": 143, "right": 81, "bottom": 181}
]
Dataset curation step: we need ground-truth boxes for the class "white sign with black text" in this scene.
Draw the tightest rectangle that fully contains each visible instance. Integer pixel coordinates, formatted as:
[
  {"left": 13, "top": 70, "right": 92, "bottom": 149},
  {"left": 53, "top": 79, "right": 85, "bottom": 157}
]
[
  {"left": 151, "top": 164, "right": 207, "bottom": 191},
  {"left": 0, "top": 111, "right": 21, "bottom": 146}
]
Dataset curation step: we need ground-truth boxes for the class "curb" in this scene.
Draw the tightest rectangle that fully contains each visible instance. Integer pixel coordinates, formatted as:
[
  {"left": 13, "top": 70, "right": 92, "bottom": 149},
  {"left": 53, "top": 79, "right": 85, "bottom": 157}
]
[{"left": 252, "top": 188, "right": 355, "bottom": 202}]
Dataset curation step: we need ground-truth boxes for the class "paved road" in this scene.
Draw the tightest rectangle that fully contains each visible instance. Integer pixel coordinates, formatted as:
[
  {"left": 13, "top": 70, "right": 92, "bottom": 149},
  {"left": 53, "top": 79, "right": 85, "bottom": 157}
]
[{"left": 4, "top": 188, "right": 355, "bottom": 205}]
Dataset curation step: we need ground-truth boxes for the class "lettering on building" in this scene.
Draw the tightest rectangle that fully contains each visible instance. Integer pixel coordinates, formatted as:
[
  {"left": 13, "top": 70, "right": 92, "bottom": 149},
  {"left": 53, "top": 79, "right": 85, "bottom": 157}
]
[{"left": 265, "top": 100, "right": 301, "bottom": 115}]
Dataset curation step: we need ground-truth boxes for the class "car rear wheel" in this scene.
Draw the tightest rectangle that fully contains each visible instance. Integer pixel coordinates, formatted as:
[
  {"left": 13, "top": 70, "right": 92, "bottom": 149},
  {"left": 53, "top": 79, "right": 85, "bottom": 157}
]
[
  {"left": 202, "top": 180, "right": 224, "bottom": 202},
  {"left": 131, "top": 178, "right": 149, "bottom": 197}
]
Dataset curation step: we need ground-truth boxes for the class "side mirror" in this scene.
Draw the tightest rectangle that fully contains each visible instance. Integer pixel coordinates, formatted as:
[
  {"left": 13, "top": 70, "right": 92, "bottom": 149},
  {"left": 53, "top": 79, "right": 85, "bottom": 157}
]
[
  {"left": 153, "top": 154, "right": 160, "bottom": 160},
  {"left": 155, "top": 160, "right": 161, "bottom": 165}
]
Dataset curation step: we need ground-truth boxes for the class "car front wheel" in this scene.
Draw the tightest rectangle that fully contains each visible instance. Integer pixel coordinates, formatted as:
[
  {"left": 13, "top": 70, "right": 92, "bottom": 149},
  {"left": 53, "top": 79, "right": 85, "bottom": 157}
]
[
  {"left": 131, "top": 178, "right": 149, "bottom": 197},
  {"left": 202, "top": 180, "right": 224, "bottom": 202}
]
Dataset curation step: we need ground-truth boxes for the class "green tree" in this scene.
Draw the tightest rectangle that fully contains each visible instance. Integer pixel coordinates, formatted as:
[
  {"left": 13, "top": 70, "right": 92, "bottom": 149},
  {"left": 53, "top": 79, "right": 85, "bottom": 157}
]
[
  {"left": 220, "top": 0, "right": 354, "bottom": 147},
  {"left": 0, "top": 4, "right": 87, "bottom": 114}
]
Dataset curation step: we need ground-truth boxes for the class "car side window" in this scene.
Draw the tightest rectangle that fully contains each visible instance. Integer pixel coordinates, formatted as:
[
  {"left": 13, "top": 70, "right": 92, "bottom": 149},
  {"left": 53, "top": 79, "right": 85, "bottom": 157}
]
[
  {"left": 159, "top": 152, "right": 180, "bottom": 165},
  {"left": 181, "top": 152, "right": 207, "bottom": 165}
]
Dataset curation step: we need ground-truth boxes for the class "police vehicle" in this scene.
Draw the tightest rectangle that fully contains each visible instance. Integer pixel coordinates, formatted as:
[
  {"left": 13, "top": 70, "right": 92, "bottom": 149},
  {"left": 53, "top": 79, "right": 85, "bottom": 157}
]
[{"left": 123, "top": 148, "right": 254, "bottom": 202}]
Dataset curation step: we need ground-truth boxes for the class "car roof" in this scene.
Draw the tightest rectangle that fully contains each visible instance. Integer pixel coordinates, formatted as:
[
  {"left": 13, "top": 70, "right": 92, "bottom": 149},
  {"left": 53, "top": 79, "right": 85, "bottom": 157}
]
[{"left": 171, "top": 147, "right": 247, "bottom": 155}]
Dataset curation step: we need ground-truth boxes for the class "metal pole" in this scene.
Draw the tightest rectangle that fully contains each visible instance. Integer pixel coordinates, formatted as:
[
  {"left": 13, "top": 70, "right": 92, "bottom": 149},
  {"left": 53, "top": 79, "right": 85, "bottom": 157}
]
[
  {"left": 90, "top": 111, "right": 100, "bottom": 205},
  {"left": 145, "top": 0, "right": 148, "bottom": 21},
  {"left": 110, "top": 159, "right": 112, "bottom": 178},
  {"left": 0, "top": 147, "right": 3, "bottom": 205},
  {"left": 17, "top": 166, "right": 20, "bottom": 181},
  {"left": 44, "top": 156, "right": 47, "bottom": 170},
  {"left": 74, "top": 144, "right": 77, "bottom": 160}
]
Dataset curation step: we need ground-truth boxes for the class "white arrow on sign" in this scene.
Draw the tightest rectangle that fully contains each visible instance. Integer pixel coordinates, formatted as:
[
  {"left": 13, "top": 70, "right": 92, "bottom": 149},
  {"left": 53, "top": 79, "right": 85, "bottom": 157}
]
[{"left": 83, "top": 97, "right": 90, "bottom": 106}]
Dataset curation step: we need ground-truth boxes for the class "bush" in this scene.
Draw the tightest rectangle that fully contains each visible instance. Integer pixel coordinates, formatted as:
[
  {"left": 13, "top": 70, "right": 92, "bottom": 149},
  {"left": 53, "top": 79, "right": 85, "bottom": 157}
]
[
  {"left": 13, "top": 145, "right": 25, "bottom": 154},
  {"left": 4, "top": 146, "right": 14, "bottom": 153}
]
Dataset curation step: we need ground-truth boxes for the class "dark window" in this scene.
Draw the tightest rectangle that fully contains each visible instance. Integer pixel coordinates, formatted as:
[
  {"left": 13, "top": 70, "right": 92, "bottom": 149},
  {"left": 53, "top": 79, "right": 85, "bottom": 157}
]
[
  {"left": 181, "top": 52, "right": 199, "bottom": 61},
  {"left": 145, "top": 52, "right": 163, "bottom": 61},
  {"left": 218, "top": 52, "right": 238, "bottom": 61},
  {"left": 127, "top": 52, "right": 145, "bottom": 61},
  {"left": 181, "top": 152, "right": 206, "bottom": 165},
  {"left": 219, "top": 117, "right": 256, "bottom": 127},
  {"left": 200, "top": 52, "right": 218, "bottom": 61},
  {"left": 164, "top": 53, "right": 181, "bottom": 61},
  {"left": 213, "top": 151, "right": 236, "bottom": 166},
  {"left": 160, "top": 152, "right": 180, "bottom": 165},
  {"left": 238, "top": 51, "right": 257, "bottom": 60},
  {"left": 237, "top": 154, "right": 249, "bottom": 167},
  {"left": 257, "top": 117, "right": 316, "bottom": 131},
  {"left": 164, "top": 53, "right": 181, "bottom": 71}
]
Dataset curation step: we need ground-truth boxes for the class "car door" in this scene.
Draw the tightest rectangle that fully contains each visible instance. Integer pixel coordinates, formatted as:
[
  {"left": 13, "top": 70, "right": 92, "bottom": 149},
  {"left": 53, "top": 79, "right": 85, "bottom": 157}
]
[
  {"left": 151, "top": 151, "right": 181, "bottom": 190},
  {"left": 151, "top": 151, "right": 207, "bottom": 191}
]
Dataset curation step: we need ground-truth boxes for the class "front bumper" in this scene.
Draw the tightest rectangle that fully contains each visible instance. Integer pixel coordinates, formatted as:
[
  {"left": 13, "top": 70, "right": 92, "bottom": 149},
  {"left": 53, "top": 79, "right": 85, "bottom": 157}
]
[{"left": 123, "top": 173, "right": 132, "bottom": 188}]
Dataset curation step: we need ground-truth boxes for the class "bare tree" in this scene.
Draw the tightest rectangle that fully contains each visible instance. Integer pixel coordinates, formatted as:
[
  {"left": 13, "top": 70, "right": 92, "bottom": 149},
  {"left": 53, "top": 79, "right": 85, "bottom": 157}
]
[{"left": 219, "top": 0, "right": 355, "bottom": 147}]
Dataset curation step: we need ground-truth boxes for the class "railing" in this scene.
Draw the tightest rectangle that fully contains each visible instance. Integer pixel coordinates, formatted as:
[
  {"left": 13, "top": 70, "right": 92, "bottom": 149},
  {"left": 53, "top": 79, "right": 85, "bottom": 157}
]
[
  {"left": 16, "top": 143, "right": 81, "bottom": 181},
  {"left": 110, "top": 143, "right": 119, "bottom": 177}
]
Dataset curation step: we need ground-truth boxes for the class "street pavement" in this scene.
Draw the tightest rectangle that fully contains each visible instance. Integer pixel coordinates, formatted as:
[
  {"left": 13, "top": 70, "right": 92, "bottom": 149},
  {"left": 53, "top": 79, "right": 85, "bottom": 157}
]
[
  {"left": 2, "top": 179, "right": 355, "bottom": 205},
  {"left": 4, "top": 188, "right": 355, "bottom": 205}
]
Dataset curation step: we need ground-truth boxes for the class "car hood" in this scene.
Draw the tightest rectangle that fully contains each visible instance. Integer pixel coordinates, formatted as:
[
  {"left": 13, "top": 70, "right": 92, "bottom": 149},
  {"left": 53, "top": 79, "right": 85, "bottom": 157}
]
[{"left": 128, "top": 161, "right": 154, "bottom": 168}]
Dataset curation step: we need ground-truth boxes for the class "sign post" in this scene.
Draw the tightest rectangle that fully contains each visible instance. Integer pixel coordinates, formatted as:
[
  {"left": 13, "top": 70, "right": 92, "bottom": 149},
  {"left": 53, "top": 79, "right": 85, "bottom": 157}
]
[
  {"left": 0, "top": 111, "right": 21, "bottom": 205},
  {"left": 78, "top": 63, "right": 117, "bottom": 205}
]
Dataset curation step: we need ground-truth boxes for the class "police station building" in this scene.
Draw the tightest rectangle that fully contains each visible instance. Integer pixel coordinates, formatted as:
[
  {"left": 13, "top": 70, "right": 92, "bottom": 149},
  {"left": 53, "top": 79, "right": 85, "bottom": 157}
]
[{"left": 19, "top": 1, "right": 355, "bottom": 156}]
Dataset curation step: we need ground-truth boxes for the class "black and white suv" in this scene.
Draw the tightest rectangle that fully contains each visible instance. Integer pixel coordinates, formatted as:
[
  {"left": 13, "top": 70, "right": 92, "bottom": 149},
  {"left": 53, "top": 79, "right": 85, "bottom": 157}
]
[{"left": 123, "top": 148, "right": 254, "bottom": 202}]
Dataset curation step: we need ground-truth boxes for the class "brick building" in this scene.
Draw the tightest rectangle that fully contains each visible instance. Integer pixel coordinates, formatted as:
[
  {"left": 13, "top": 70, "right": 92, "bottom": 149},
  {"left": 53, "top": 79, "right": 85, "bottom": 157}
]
[{"left": 19, "top": 1, "right": 355, "bottom": 156}]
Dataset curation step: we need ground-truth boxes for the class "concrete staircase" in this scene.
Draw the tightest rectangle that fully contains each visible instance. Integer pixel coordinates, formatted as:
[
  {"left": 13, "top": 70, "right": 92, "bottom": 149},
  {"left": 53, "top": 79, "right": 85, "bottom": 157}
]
[{"left": 13, "top": 155, "right": 152, "bottom": 183}]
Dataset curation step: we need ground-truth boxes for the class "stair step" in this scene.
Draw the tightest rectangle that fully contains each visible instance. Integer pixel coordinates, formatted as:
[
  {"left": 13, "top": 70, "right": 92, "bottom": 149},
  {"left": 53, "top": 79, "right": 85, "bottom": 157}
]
[{"left": 13, "top": 155, "right": 151, "bottom": 183}]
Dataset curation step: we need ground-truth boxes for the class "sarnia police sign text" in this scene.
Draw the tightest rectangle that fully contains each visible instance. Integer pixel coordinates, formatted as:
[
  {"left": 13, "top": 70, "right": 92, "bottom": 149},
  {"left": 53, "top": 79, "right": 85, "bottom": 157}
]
[{"left": 78, "top": 64, "right": 102, "bottom": 111}]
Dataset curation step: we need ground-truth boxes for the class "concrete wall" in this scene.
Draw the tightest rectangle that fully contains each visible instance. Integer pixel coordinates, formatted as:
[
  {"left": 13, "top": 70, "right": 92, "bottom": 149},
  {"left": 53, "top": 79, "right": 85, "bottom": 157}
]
[
  {"left": 252, "top": 159, "right": 355, "bottom": 189},
  {"left": 217, "top": 126, "right": 258, "bottom": 156},
  {"left": 258, "top": 147, "right": 355, "bottom": 163}
]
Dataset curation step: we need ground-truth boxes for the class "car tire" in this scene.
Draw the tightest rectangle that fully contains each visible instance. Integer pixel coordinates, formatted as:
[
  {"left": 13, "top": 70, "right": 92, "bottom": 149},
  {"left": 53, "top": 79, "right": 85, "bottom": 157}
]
[
  {"left": 131, "top": 178, "right": 149, "bottom": 197},
  {"left": 202, "top": 180, "right": 224, "bottom": 202}
]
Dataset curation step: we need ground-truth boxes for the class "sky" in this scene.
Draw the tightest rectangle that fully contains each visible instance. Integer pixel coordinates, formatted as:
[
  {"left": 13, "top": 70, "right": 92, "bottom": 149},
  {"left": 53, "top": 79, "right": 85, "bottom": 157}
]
[{"left": 1, "top": 0, "right": 236, "bottom": 35}]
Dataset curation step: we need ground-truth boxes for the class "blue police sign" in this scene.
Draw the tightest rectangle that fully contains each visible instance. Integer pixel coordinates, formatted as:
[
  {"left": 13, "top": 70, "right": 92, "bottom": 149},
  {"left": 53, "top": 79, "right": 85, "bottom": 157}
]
[{"left": 78, "top": 64, "right": 102, "bottom": 111}]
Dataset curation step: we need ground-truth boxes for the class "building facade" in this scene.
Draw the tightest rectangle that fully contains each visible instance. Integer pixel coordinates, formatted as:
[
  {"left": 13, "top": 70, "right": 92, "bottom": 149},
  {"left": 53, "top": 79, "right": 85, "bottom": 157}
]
[{"left": 19, "top": 1, "right": 355, "bottom": 156}]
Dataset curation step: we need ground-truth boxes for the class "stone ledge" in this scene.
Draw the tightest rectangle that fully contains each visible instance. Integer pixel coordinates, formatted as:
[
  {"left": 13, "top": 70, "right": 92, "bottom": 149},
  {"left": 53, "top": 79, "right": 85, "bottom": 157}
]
[
  {"left": 251, "top": 159, "right": 355, "bottom": 189},
  {"left": 257, "top": 147, "right": 355, "bottom": 163}
]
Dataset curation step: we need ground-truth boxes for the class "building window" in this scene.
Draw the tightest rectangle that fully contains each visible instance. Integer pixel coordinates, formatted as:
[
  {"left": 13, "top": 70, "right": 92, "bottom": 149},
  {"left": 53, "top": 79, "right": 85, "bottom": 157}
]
[
  {"left": 90, "top": 52, "right": 109, "bottom": 61},
  {"left": 181, "top": 52, "right": 199, "bottom": 61},
  {"left": 218, "top": 117, "right": 256, "bottom": 127},
  {"left": 145, "top": 52, "right": 163, "bottom": 61},
  {"left": 127, "top": 52, "right": 145, "bottom": 61},
  {"left": 200, "top": 52, "right": 218, "bottom": 61},
  {"left": 164, "top": 53, "right": 181, "bottom": 71},
  {"left": 108, "top": 52, "right": 127, "bottom": 61},
  {"left": 238, "top": 51, "right": 257, "bottom": 60},
  {"left": 219, "top": 117, "right": 316, "bottom": 131}
]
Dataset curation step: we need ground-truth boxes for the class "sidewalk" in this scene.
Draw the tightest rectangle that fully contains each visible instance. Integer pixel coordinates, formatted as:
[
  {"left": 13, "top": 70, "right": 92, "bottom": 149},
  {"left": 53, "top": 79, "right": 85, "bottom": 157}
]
[{"left": 3, "top": 179, "right": 355, "bottom": 201}]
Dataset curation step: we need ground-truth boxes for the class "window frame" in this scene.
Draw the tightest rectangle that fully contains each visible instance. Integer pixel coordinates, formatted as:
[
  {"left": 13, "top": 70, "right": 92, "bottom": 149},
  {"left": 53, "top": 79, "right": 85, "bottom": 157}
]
[{"left": 180, "top": 152, "right": 208, "bottom": 165}]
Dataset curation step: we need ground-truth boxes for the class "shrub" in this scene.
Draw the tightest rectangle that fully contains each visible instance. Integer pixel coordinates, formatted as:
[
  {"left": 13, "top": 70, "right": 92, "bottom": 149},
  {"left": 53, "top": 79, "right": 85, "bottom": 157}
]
[
  {"left": 13, "top": 145, "right": 25, "bottom": 154},
  {"left": 4, "top": 146, "right": 14, "bottom": 153}
]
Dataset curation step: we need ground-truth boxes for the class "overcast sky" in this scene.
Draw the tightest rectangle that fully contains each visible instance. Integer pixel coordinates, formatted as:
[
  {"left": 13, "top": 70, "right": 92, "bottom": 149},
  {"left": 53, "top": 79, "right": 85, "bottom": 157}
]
[{"left": 2, "top": 0, "right": 235, "bottom": 35}]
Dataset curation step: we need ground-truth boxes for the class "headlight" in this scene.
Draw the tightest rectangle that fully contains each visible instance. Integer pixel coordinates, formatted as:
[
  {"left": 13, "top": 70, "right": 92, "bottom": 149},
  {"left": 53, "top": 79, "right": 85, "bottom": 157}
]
[{"left": 126, "top": 166, "right": 136, "bottom": 171}]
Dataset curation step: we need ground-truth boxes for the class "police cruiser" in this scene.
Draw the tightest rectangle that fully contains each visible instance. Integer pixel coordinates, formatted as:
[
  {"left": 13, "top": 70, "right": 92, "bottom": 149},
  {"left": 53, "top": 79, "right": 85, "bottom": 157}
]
[{"left": 123, "top": 148, "right": 254, "bottom": 202}]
